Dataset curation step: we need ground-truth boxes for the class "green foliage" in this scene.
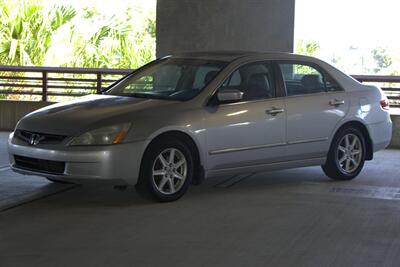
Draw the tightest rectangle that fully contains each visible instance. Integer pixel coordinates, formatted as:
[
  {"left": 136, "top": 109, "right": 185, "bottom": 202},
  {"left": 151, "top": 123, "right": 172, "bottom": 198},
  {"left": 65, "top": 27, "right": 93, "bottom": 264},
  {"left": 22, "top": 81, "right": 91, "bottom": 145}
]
[
  {"left": 294, "top": 40, "right": 321, "bottom": 74},
  {"left": 68, "top": 16, "right": 155, "bottom": 69},
  {"left": 53, "top": 2, "right": 156, "bottom": 69},
  {"left": 0, "top": 0, "right": 156, "bottom": 69},
  {"left": 0, "top": 0, "right": 76, "bottom": 65},
  {"left": 294, "top": 64, "right": 319, "bottom": 75},
  {"left": 371, "top": 47, "right": 393, "bottom": 73},
  {"left": 296, "top": 39, "right": 320, "bottom": 57},
  {"left": 146, "top": 17, "right": 156, "bottom": 38}
]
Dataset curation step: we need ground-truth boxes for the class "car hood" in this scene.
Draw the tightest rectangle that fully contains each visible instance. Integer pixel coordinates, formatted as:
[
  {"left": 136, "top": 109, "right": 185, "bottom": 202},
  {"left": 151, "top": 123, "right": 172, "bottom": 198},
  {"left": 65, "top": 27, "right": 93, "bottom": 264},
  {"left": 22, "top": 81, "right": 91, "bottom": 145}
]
[{"left": 16, "top": 94, "right": 178, "bottom": 136}]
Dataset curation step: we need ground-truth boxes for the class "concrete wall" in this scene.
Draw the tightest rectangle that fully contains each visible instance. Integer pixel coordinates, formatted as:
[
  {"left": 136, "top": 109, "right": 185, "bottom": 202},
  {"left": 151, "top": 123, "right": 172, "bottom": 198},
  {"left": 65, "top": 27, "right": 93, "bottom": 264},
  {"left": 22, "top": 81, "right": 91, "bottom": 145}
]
[
  {"left": 0, "top": 101, "right": 52, "bottom": 130},
  {"left": 156, "top": 0, "right": 295, "bottom": 57},
  {"left": 390, "top": 115, "right": 400, "bottom": 148}
]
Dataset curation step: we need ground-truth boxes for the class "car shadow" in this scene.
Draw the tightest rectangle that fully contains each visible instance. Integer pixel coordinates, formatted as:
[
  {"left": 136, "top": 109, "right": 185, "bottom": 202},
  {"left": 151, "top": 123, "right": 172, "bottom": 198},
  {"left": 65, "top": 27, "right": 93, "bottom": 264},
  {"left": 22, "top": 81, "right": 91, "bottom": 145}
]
[{"left": 10, "top": 166, "right": 347, "bottom": 211}]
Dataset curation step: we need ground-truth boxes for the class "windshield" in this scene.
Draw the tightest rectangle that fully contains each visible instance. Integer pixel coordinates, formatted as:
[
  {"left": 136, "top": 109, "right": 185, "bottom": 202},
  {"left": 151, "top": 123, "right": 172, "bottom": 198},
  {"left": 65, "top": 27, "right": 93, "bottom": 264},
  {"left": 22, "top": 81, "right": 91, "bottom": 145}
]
[{"left": 106, "top": 58, "right": 228, "bottom": 101}]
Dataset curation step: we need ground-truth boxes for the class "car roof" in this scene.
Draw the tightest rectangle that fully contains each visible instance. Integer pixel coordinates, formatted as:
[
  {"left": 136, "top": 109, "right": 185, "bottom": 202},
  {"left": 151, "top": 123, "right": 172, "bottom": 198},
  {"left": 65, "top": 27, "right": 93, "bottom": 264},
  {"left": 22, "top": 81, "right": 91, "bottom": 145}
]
[
  {"left": 168, "top": 51, "right": 318, "bottom": 63},
  {"left": 170, "top": 51, "right": 259, "bottom": 61}
]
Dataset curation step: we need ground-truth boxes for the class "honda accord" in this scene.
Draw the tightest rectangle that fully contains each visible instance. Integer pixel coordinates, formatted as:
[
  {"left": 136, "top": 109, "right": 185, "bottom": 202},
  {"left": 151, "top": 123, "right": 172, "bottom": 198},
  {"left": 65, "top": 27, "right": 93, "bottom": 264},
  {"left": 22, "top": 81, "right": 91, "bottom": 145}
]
[{"left": 8, "top": 52, "right": 392, "bottom": 201}]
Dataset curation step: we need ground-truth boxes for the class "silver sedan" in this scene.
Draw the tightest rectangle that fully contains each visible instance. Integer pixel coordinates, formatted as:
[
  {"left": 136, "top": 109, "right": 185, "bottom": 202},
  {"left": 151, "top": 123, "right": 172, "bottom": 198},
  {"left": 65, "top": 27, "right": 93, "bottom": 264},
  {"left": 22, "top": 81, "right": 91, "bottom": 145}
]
[{"left": 8, "top": 52, "right": 392, "bottom": 201}]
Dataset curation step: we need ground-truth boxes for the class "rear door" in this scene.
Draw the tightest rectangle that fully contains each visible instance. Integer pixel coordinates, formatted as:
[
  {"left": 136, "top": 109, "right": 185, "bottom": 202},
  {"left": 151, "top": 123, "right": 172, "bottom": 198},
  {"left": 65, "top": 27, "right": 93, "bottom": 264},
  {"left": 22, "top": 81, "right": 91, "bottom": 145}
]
[{"left": 277, "top": 62, "right": 349, "bottom": 160}]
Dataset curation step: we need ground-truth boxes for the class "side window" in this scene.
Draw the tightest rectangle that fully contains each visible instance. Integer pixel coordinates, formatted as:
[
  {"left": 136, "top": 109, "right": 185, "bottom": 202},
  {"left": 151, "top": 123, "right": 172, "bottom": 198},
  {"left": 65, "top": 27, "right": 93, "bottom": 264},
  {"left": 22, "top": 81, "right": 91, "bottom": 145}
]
[
  {"left": 220, "top": 62, "right": 275, "bottom": 101},
  {"left": 222, "top": 70, "right": 241, "bottom": 88},
  {"left": 279, "top": 63, "right": 341, "bottom": 96},
  {"left": 324, "top": 75, "right": 342, "bottom": 92}
]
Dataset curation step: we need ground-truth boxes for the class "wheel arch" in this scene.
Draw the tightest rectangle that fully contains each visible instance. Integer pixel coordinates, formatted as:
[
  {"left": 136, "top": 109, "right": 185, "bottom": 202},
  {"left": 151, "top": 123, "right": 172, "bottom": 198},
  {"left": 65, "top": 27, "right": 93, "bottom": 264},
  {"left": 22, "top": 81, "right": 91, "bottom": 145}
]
[
  {"left": 139, "top": 129, "right": 205, "bottom": 185},
  {"left": 332, "top": 120, "right": 373, "bottom": 160}
]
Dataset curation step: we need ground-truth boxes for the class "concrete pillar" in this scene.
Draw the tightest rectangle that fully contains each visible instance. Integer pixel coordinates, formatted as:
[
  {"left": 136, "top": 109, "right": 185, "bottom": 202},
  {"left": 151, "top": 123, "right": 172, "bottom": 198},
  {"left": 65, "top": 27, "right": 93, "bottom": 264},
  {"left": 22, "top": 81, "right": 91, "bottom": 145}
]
[{"left": 156, "top": 0, "right": 295, "bottom": 57}]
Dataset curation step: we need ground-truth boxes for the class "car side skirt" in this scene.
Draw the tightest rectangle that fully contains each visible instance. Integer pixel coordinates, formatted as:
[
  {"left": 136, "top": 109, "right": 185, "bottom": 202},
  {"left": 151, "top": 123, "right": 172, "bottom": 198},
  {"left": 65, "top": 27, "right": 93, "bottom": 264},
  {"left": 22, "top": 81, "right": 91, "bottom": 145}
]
[{"left": 205, "top": 157, "right": 326, "bottom": 178}]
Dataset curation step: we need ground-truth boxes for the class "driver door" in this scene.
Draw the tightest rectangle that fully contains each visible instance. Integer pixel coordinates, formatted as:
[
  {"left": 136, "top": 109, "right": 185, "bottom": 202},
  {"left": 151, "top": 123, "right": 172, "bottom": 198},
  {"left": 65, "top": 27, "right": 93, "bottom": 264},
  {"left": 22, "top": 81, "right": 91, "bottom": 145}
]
[{"left": 204, "top": 61, "right": 287, "bottom": 171}]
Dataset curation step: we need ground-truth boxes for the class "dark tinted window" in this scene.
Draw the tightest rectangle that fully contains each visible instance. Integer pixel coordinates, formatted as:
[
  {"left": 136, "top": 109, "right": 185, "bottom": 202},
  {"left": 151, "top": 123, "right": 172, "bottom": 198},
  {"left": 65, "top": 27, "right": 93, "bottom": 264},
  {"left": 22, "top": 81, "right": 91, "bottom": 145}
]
[
  {"left": 279, "top": 63, "right": 341, "bottom": 96},
  {"left": 220, "top": 62, "right": 275, "bottom": 101}
]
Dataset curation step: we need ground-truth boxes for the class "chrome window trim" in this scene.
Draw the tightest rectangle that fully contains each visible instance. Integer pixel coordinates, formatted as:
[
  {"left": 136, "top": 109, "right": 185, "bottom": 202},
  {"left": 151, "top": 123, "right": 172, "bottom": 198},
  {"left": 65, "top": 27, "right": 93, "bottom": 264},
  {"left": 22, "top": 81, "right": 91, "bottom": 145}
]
[
  {"left": 284, "top": 90, "right": 346, "bottom": 100},
  {"left": 211, "top": 90, "right": 345, "bottom": 107},
  {"left": 212, "top": 95, "right": 285, "bottom": 107}
]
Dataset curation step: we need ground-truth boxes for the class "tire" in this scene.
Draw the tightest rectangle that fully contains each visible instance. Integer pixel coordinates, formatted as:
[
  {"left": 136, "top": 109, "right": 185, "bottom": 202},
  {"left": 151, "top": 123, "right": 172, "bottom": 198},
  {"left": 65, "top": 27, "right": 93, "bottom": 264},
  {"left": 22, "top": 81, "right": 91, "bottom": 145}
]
[
  {"left": 322, "top": 127, "right": 366, "bottom": 180},
  {"left": 136, "top": 137, "right": 194, "bottom": 202}
]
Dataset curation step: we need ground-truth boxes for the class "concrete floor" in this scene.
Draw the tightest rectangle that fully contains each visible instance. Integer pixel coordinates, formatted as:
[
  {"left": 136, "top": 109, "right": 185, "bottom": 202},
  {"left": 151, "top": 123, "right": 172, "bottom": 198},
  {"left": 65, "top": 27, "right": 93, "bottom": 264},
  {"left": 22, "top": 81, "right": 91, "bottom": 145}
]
[
  {"left": 1, "top": 131, "right": 400, "bottom": 267},
  {"left": 0, "top": 132, "right": 75, "bottom": 211}
]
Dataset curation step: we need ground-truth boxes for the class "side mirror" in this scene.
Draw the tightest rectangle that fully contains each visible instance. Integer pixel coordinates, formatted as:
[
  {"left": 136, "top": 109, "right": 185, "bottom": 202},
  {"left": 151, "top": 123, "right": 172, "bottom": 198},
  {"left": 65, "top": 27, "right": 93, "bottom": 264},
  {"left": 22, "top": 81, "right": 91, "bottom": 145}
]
[{"left": 217, "top": 89, "right": 243, "bottom": 104}]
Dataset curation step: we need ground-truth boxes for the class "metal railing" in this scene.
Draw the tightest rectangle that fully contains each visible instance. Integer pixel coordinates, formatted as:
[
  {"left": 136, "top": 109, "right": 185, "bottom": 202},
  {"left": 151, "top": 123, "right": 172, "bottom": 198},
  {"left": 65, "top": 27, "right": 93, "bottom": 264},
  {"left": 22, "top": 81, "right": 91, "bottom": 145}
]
[
  {"left": 352, "top": 75, "right": 400, "bottom": 108},
  {"left": 0, "top": 65, "right": 133, "bottom": 101},
  {"left": 0, "top": 66, "right": 399, "bottom": 108}
]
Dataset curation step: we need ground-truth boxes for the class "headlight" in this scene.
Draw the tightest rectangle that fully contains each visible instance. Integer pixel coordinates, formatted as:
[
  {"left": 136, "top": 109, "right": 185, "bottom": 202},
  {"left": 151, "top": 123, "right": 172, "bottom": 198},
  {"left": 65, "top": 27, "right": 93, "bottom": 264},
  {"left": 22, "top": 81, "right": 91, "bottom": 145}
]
[{"left": 69, "top": 123, "right": 131, "bottom": 146}]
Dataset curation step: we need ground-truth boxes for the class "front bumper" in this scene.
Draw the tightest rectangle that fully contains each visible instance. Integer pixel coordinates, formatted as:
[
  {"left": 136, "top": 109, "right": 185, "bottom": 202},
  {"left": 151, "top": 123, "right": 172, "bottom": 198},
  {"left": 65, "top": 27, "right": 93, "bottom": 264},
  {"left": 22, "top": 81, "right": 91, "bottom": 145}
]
[{"left": 7, "top": 133, "right": 146, "bottom": 185}]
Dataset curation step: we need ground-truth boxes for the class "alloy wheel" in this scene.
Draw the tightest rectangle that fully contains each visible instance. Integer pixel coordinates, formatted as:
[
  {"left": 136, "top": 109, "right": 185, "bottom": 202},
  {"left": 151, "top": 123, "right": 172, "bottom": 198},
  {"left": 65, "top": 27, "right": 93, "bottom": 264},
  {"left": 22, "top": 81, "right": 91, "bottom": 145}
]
[
  {"left": 152, "top": 148, "right": 187, "bottom": 195},
  {"left": 336, "top": 133, "right": 363, "bottom": 174}
]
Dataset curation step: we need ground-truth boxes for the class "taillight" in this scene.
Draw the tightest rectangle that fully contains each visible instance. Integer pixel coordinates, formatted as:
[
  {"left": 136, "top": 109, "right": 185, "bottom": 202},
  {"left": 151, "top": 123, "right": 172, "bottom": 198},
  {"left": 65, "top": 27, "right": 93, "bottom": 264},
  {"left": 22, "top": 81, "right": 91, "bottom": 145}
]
[{"left": 380, "top": 99, "right": 390, "bottom": 110}]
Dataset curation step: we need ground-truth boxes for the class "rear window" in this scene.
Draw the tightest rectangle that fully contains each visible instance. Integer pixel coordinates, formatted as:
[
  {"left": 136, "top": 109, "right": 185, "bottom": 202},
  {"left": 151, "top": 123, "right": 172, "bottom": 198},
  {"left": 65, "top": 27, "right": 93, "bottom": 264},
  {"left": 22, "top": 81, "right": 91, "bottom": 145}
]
[{"left": 279, "top": 62, "right": 342, "bottom": 96}]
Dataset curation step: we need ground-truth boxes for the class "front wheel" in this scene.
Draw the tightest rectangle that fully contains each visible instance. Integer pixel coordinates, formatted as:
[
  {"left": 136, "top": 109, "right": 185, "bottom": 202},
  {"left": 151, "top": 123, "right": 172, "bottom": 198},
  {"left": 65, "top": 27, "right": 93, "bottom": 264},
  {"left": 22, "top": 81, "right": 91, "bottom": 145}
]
[
  {"left": 136, "top": 138, "right": 193, "bottom": 202},
  {"left": 322, "top": 127, "right": 366, "bottom": 180}
]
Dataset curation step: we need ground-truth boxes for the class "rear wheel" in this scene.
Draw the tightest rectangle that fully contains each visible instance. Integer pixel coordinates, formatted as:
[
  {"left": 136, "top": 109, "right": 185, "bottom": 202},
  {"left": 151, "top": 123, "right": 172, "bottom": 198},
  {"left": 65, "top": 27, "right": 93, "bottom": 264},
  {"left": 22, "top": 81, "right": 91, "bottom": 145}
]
[
  {"left": 322, "top": 127, "right": 366, "bottom": 180},
  {"left": 136, "top": 137, "right": 193, "bottom": 202}
]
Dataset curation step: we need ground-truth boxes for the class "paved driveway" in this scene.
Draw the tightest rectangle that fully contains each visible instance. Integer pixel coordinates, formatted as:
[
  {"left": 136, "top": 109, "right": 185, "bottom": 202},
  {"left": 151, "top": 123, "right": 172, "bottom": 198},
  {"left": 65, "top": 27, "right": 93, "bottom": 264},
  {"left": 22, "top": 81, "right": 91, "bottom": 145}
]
[{"left": 1, "top": 130, "right": 400, "bottom": 267}]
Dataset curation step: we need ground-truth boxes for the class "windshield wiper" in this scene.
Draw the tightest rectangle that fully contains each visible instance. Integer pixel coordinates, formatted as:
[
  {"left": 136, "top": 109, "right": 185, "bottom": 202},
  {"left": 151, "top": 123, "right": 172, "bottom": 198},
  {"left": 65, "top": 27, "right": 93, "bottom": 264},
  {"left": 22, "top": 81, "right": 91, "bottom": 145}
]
[
  {"left": 129, "top": 93, "right": 156, "bottom": 98},
  {"left": 116, "top": 92, "right": 175, "bottom": 100}
]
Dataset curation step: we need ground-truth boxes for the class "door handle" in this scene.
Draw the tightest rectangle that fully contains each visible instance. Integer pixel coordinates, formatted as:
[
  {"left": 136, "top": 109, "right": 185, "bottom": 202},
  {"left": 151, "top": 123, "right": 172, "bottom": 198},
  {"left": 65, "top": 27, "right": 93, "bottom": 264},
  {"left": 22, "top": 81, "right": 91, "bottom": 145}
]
[
  {"left": 266, "top": 107, "right": 285, "bottom": 116},
  {"left": 329, "top": 99, "right": 345, "bottom": 106}
]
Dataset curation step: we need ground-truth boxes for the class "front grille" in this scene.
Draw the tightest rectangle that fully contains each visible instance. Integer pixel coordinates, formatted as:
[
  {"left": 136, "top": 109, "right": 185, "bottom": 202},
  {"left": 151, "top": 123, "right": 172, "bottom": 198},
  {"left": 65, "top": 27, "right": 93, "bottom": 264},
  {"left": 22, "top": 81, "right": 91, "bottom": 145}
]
[
  {"left": 15, "top": 130, "right": 67, "bottom": 145},
  {"left": 14, "top": 155, "right": 65, "bottom": 174}
]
